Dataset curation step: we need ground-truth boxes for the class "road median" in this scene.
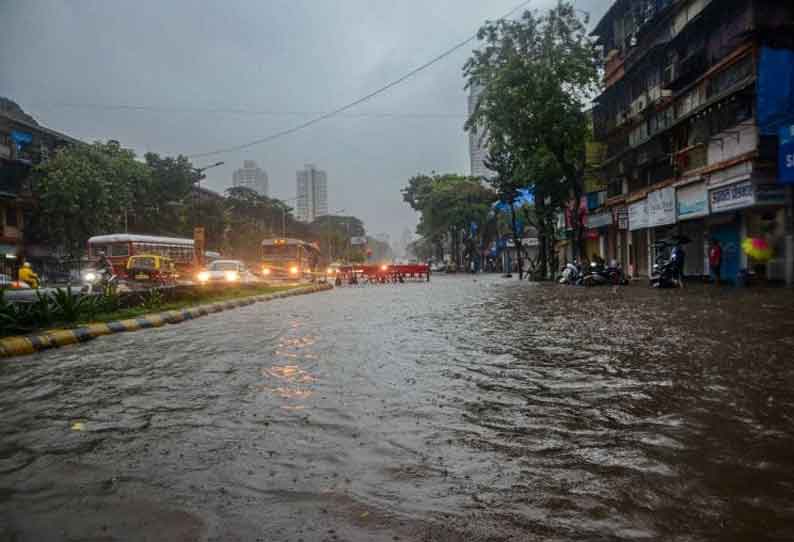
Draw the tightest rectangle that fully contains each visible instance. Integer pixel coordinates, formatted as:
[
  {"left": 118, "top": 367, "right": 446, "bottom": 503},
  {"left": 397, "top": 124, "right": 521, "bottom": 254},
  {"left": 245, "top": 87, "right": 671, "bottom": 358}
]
[{"left": 1, "top": 283, "right": 332, "bottom": 359}]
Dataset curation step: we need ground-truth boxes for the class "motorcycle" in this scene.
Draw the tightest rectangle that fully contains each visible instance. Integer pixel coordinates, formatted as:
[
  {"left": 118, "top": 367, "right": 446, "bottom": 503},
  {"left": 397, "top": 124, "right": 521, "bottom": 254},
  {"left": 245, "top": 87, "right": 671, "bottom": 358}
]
[
  {"left": 650, "top": 258, "right": 680, "bottom": 288},
  {"left": 649, "top": 240, "right": 685, "bottom": 289},
  {"left": 582, "top": 261, "right": 610, "bottom": 287},
  {"left": 583, "top": 260, "right": 629, "bottom": 287},
  {"left": 81, "top": 268, "right": 119, "bottom": 295},
  {"left": 559, "top": 261, "right": 583, "bottom": 285}
]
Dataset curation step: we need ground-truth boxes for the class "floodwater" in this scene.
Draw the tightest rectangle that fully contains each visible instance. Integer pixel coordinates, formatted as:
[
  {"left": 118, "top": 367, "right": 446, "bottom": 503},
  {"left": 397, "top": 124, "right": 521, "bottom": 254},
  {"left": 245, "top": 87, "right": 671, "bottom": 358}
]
[{"left": 1, "top": 276, "right": 794, "bottom": 541}]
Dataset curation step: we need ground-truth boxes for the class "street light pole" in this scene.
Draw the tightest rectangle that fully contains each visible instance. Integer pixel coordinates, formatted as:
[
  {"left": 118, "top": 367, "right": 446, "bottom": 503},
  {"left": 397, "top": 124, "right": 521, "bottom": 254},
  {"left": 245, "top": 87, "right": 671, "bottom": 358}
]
[
  {"left": 192, "top": 161, "right": 224, "bottom": 228},
  {"left": 279, "top": 196, "right": 300, "bottom": 238}
]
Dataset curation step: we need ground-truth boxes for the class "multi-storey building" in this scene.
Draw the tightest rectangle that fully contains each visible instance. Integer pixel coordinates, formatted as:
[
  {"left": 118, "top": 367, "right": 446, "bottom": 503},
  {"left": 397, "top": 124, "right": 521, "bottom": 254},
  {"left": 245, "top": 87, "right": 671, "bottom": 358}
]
[
  {"left": 296, "top": 164, "right": 328, "bottom": 223},
  {"left": 468, "top": 84, "right": 493, "bottom": 180},
  {"left": 232, "top": 160, "right": 268, "bottom": 196},
  {"left": 1, "top": 101, "right": 79, "bottom": 271},
  {"left": 588, "top": 0, "right": 794, "bottom": 284}
]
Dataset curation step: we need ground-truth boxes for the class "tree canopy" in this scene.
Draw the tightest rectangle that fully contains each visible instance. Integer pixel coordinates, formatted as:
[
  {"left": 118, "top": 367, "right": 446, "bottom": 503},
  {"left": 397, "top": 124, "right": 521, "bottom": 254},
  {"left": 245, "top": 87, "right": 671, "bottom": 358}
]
[
  {"left": 401, "top": 173, "right": 497, "bottom": 264},
  {"left": 464, "top": 1, "right": 600, "bottom": 275},
  {"left": 30, "top": 140, "right": 371, "bottom": 263}
]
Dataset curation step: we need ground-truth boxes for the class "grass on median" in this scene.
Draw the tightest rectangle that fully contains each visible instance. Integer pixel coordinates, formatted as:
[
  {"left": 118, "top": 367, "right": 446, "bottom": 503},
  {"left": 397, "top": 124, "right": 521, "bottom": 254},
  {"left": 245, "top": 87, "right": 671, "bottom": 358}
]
[{"left": 81, "top": 283, "right": 300, "bottom": 324}]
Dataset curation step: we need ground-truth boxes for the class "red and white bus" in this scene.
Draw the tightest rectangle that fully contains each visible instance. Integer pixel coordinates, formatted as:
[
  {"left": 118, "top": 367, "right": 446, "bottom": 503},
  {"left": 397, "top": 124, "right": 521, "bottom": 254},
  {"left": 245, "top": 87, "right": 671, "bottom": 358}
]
[{"left": 87, "top": 234, "right": 199, "bottom": 275}]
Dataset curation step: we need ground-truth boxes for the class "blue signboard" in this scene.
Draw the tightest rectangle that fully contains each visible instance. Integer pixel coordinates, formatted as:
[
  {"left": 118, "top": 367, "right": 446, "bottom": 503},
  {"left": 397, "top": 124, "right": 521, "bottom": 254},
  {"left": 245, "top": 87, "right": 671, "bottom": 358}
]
[{"left": 781, "top": 124, "right": 794, "bottom": 184}]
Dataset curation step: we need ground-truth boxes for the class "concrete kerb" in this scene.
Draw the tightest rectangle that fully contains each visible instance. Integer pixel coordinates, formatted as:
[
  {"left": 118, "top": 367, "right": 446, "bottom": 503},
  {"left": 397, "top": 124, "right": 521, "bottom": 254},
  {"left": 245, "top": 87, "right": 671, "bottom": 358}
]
[{"left": 0, "top": 283, "right": 332, "bottom": 359}]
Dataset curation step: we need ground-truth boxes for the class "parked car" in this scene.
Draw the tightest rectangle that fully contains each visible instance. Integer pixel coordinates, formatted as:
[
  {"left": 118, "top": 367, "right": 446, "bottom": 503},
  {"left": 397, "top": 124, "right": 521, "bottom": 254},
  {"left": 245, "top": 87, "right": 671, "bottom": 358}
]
[{"left": 196, "top": 260, "right": 257, "bottom": 286}]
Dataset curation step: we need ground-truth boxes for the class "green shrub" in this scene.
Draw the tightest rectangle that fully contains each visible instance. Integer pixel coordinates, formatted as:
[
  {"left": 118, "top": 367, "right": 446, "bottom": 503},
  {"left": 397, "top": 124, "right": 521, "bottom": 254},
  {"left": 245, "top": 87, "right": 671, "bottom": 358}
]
[
  {"left": 141, "top": 289, "right": 164, "bottom": 311},
  {"left": 51, "top": 287, "right": 88, "bottom": 324}
]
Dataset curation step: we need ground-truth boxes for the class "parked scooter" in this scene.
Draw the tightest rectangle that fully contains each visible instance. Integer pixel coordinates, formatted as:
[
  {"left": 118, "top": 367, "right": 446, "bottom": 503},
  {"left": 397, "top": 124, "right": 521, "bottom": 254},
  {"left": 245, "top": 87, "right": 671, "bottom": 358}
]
[
  {"left": 606, "top": 260, "right": 629, "bottom": 285},
  {"left": 558, "top": 261, "right": 583, "bottom": 285},
  {"left": 582, "top": 261, "right": 611, "bottom": 287},
  {"left": 650, "top": 258, "right": 679, "bottom": 288},
  {"left": 582, "top": 259, "right": 629, "bottom": 287},
  {"left": 649, "top": 239, "right": 685, "bottom": 288}
]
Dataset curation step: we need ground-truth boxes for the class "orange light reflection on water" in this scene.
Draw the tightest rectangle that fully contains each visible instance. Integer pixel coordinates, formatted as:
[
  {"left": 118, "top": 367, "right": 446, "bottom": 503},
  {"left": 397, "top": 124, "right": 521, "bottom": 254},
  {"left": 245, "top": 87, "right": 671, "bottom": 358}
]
[{"left": 260, "top": 364, "right": 316, "bottom": 403}]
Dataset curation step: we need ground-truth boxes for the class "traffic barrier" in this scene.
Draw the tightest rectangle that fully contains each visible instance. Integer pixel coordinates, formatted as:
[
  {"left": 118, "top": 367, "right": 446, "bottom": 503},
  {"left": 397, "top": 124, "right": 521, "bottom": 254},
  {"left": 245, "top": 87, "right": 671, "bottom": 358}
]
[{"left": 0, "top": 283, "right": 332, "bottom": 359}]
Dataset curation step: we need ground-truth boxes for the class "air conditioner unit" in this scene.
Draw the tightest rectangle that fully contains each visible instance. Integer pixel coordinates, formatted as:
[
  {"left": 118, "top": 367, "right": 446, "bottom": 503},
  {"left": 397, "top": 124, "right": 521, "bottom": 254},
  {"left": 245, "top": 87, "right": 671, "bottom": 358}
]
[{"left": 660, "top": 89, "right": 673, "bottom": 98}]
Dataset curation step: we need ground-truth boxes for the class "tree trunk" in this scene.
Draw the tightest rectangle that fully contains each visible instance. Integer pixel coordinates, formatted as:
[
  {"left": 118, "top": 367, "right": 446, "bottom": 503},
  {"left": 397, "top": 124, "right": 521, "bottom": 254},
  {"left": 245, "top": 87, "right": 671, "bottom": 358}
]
[
  {"left": 509, "top": 203, "right": 524, "bottom": 280},
  {"left": 535, "top": 194, "right": 548, "bottom": 280}
]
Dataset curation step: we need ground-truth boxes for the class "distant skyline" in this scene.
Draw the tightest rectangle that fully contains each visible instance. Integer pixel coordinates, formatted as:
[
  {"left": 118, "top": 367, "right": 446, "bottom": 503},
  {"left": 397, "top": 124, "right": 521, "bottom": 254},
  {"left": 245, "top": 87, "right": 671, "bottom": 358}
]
[
  {"left": 232, "top": 159, "right": 269, "bottom": 196},
  {"left": 0, "top": 0, "right": 607, "bottom": 240},
  {"left": 296, "top": 164, "right": 328, "bottom": 223}
]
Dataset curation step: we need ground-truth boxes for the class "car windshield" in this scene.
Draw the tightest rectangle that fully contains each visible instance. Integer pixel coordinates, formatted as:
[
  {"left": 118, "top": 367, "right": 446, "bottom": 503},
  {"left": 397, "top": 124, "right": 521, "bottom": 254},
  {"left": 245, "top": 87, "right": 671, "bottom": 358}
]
[
  {"left": 262, "top": 245, "right": 297, "bottom": 259},
  {"left": 210, "top": 262, "right": 239, "bottom": 271}
]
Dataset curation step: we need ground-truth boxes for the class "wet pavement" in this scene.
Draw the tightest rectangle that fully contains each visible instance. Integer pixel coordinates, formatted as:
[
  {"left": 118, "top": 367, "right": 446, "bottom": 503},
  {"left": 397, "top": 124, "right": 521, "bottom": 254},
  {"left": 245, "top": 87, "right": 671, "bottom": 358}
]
[{"left": 2, "top": 275, "right": 794, "bottom": 541}]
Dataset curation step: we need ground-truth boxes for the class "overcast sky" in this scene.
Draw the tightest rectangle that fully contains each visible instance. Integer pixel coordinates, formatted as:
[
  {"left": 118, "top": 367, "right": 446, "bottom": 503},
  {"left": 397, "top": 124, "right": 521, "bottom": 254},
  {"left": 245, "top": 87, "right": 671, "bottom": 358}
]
[{"left": 0, "top": 0, "right": 606, "bottom": 243}]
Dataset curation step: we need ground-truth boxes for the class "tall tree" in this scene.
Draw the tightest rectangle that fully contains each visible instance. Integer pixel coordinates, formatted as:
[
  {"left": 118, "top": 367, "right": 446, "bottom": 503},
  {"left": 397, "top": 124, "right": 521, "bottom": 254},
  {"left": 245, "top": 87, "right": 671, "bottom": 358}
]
[
  {"left": 31, "top": 141, "right": 147, "bottom": 257},
  {"left": 402, "top": 173, "right": 496, "bottom": 267},
  {"left": 464, "top": 1, "right": 599, "bottom": 277},
  {"left": 130, "top": 153, "right": 197, "bottom": 236}
]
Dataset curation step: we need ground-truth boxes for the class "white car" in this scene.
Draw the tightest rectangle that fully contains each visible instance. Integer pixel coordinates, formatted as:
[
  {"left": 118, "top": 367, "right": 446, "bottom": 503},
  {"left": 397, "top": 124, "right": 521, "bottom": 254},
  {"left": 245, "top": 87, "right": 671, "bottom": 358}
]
[
  {"left": 196, "top": 260, "right": 257, "bottom": 285},
  {"left": 0, "top": 274, "right": 29, "bottom": 289}
]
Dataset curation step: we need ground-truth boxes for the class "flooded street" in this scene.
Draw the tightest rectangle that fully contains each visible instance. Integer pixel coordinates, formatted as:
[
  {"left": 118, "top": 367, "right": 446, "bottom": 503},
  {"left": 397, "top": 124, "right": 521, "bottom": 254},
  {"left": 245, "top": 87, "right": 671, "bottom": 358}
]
[{"left": 2, "top": 276, "right": 794, "bottom": 541}]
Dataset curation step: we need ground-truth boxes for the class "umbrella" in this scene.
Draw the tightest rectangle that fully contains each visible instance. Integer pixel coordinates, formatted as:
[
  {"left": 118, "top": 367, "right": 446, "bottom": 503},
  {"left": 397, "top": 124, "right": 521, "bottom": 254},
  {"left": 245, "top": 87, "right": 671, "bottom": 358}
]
[{"left": 742, "top": 237, "right": 773, "bottom": 262}]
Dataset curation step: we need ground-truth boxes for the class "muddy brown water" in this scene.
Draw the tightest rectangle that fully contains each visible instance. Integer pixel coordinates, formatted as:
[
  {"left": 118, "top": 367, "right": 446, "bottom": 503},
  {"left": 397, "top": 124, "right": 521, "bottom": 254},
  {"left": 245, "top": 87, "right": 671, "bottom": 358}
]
[{"left": 1, "top": 276, "right": 794, "bottom": 541}]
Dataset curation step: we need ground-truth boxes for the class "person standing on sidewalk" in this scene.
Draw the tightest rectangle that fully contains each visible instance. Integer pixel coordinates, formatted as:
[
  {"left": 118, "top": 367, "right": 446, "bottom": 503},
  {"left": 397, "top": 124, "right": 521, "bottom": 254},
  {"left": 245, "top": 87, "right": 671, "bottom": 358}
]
[{"left": 709, "top": 239, "right": 722, "bottom": 286}]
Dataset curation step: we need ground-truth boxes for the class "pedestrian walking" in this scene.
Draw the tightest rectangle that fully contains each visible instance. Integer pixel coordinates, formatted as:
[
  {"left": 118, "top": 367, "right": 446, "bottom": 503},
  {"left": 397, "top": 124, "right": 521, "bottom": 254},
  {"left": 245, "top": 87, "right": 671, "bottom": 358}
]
[{"left": 709, "top": 238, "right": 722, "bottom": 286}]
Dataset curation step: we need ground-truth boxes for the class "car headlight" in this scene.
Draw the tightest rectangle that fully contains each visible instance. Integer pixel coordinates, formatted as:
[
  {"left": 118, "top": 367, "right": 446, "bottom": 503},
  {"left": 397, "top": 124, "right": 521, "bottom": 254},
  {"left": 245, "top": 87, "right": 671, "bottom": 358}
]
[
  {"left": 224, "top": 270, "right": 240, "bottom": 282},
  {"left": 84, "top": 272, "right": 97, "bottom": 282},
  {"left": 326, "top": 267, "right": 334, "bottom": 274},
  {"left": 289, "top": 266, "right": 299, "bottom": 275},
  {"left": 197, "top": 271, "right": 210, "bottom": 282},
  {"left": 262, "top": 267, "right": 271, "bottom": 276},
  {"left": 380, "top": 264, "right": 388, "bottom": 271}
]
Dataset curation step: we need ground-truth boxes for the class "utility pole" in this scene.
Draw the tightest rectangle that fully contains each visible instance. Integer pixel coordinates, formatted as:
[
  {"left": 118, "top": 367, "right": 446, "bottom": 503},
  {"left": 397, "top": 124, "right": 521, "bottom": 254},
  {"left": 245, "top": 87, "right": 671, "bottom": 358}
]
[
  {"left": 279, "top": 197, "right": 300, "bottom": 238},
  {"left": 191, "top": 161, "right": 223, "bottom": 267},
  {"left": 192, "top": 161, "right": 224, "bottom": 228}
]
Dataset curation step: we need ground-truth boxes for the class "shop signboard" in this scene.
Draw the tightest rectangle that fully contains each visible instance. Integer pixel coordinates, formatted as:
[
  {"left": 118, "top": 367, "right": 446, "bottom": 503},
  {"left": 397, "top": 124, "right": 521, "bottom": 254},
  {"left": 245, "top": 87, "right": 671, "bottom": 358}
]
[
  {"left": 780, "top": 124, "right": 794, "bottom": 184},
  {"left": 648, "top": 187, "right": 676, "bottom": 227},
  {"left": 709, "top": 180, "right": 755, "bottom": 213},
  {"left": 628, "top": 199, "right": 649, "bottom": 231},
  {"left": 676, "top": 182, "right": 708, "bottom": 220},
  {"left": 586, "top": 210, "right": 613, "bottom": 229}
]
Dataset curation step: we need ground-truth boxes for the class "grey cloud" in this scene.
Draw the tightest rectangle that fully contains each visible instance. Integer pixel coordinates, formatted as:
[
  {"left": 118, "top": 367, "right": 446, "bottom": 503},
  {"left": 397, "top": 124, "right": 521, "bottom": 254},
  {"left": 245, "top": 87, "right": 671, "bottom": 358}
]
[{"left": 0, "top": 0, "right": 608, "bottom": 242}]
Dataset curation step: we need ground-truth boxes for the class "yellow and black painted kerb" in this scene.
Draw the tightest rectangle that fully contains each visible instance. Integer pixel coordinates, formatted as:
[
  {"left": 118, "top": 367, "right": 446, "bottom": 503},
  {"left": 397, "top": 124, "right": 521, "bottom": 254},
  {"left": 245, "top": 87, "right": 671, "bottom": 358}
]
[{"left": 0, "top": 283, "right": 332, "bottom": 359}]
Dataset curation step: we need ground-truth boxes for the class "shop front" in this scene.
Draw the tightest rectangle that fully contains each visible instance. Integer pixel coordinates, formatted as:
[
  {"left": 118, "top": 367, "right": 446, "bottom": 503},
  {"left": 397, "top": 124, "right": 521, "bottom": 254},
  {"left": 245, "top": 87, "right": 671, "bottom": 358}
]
[
  {"left": 704, "top": 164, "right": 754, "bottom": 283},
  {"left": 648, "top": 186, "right": 677, "bottom": 272},
  {"left": 612, "top": 206, "right": 629, "bottom": 270},
  {"left": 628, "top": 199, "right": 650, "bottom": 277},
  {"left": 747, "top": 184, "right": 787, "bottom": 280},
  {"left": 676, "top": 180, "right": 710, "bottom": 277},
  {"left": 706, "top": 179, "right": 765, "bottom": 283},
  {"left": 585, "top": 209, "right": 613, "bottom": 262}
]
